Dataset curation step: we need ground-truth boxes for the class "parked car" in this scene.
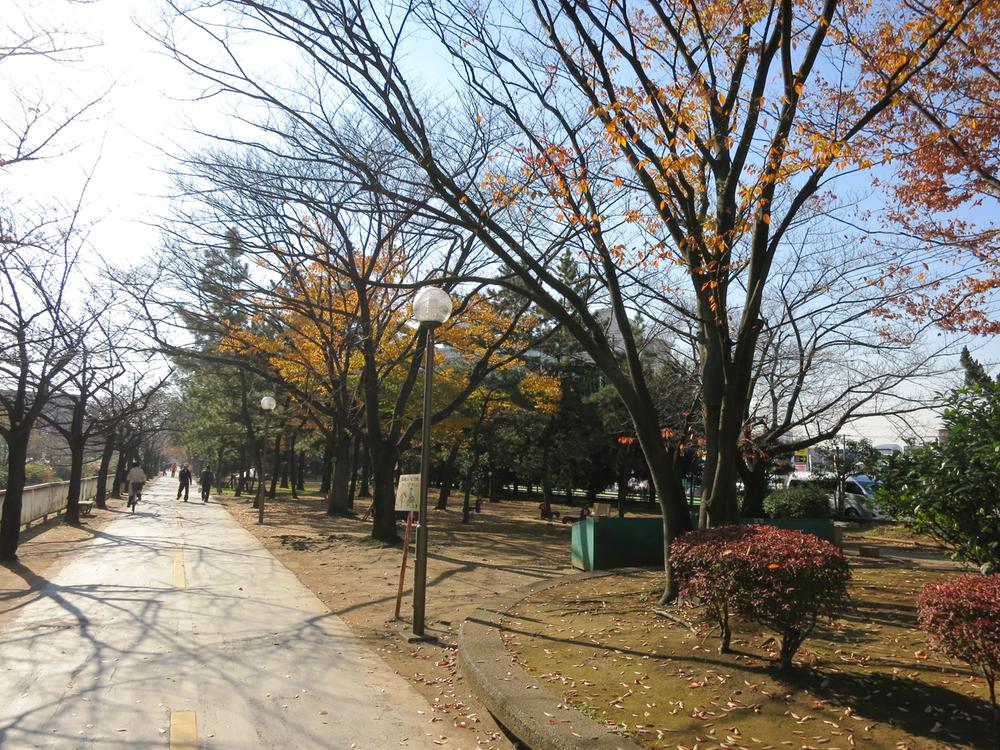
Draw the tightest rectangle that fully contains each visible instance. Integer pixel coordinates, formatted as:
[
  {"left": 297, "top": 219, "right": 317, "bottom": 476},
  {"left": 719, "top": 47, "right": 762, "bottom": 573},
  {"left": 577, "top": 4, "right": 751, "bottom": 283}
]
[{"left": 784, "top": 472, "right": 888, "bottom": 520}]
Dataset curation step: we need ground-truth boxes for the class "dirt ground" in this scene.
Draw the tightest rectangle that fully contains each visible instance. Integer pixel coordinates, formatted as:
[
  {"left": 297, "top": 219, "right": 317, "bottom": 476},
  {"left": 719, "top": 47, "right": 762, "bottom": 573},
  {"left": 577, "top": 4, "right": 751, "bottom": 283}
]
[
  {"left": 216, "top": 487, "right": 593, "bottom": 750},
  {"left": 503, "top": 555, "right": 994, "bottom": 750},
  {"left": 0, "top": 498, "right": 123, "bottom": 631}
]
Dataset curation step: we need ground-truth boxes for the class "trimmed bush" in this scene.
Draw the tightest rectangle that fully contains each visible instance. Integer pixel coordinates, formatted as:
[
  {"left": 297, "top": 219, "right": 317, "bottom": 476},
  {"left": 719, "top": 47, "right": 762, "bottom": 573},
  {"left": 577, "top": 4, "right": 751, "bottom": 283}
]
[
  {"left": 673, "top": 524, "right": 851, "bottom": 669},
  {"left": 762, "top": 486, "right": 830, "bottom": 519},
  {"left": 918, "top": 574, "right": 1000, "bottom": 725},
  {"left": 671, "top": 525, "right": 754, "bottom": 652}
]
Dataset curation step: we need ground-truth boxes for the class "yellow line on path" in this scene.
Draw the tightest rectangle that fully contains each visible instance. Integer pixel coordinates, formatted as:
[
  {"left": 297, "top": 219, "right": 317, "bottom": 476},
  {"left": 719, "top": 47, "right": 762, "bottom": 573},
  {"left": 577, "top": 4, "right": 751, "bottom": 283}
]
[
  {"left": 173, "top": 548, "right": 186, "bottom": 588},
  {"left": 170, "top": 711, "right": 198, "bottom": 749}
]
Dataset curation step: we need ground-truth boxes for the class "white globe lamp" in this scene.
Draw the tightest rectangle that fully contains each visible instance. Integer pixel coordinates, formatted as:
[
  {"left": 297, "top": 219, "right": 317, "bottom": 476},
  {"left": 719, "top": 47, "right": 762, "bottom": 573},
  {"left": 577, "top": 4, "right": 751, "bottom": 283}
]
[{"left": 412, "top": 287, "right": 452, "bottom": 325}]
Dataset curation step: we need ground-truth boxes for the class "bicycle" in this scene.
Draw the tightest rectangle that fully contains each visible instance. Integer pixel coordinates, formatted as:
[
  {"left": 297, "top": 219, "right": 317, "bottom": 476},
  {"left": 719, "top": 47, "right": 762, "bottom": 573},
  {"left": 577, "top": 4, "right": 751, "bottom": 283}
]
[{"left": 128, "top": 482, "right": 144, "bottom": 512}]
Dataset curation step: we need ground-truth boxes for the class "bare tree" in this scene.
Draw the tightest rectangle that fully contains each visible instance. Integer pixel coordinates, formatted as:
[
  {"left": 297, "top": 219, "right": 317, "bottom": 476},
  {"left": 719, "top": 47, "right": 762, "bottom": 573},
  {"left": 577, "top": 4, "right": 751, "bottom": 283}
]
[
  {"left": 90, "top": 370, "right": 171, "bottom": 509},
  {"left": 0, "top": 217, "right": 89, "bottom": 558},
  {"left": 737, "top": 235, "right": 964, "bottom": 514},
  {"left": 1, "top": 0, "right": 104, "bottom": 169},
  {"left": 38, "top": 313, "right": 171, "bottom": 522}
]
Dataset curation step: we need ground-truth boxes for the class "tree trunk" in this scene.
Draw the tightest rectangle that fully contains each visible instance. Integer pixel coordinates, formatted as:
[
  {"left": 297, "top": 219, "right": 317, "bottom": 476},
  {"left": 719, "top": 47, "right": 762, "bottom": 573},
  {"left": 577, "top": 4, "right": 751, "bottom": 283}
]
[
  {"left": 359, "top": 439, "right": 371, "bottom": 498},
  {"left": 268, "top": 431, "right": 281, "bottom": 499},
  {"left": 462, "top": 441, "right": 482, "bottom": 524},
  {"left": 779, "top": 630, "right": 802, "bottom": 671},
  {"left": 252, "top": 439, "right": 266, "bottom": 512},
  {"left": 435, "top": 442, "right": 461, "bottom": 510},
  {"left": 369, "top": 441, "right": 399, "bottom": 543},
  {"left": 64, "top": 418, "right": 86, "bottom": 526},
  {"left": 287, "top": 433, "right": 298, "bottom": 498},
  {"left": 739, "top": 457, "right": 769, "bottom": 518},
  {"left": 327, "top": 427, "right": 351, "bottom": 515},
  {"left": 699, "top": 309, "right": 757, "bottom": 528},
  {"left": 541, "top": 443, "right": 554, "bottom": 518},
  {"left": 347, "top": 434, "right": 360, "bottom": 506},
  {"left": 320, "top": 428, "right": 334, "bottom": 494},
  {"left": 236, "top": 444, "right": 247, "bottom": 496},
  {"left": 297, "top": 449, "right": 306, "bottom": 491},
  {"left": 280, "top": 434, "right": 291, "bottom": 489},
  {"left": 95, "top": 432, "right": 115, "bottom": 509},
  {"left": 633, "top": 421, "right": 693, "bottom": 605},
  {"left": 488, "top": 453, "right": 498, "bottom": 502},
  {"left": 111, "top": 446, "right": 127, "bottom": 499},
  {"left": 700, "top": 420, "right": 741, "bottom": 528},
  {"left": 0, "top": 437, "right": 30, "bottom": 560},
  {"left": 719, "top": 605, "right": 732, "bottom": 653},
  {"left": 215, "top": 445, "right": 225, "bottom": 494}
]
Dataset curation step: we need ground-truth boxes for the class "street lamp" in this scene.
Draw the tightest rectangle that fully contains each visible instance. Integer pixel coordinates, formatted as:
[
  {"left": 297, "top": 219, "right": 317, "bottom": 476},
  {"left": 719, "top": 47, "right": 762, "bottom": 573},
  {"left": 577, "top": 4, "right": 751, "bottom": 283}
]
[
  {"left": 411, "top": 286, "right": 452, "bottom": 640},
  {"left": 258, "top": 395, "right": 276, "bottom": 524}
]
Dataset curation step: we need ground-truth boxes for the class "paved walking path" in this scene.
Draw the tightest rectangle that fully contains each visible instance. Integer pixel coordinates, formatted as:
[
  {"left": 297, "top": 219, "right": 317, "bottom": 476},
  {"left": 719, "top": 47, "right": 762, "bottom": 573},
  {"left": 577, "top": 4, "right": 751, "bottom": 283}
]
[{"left": 0, "top": 478, "right": 442, "bottom": 749}]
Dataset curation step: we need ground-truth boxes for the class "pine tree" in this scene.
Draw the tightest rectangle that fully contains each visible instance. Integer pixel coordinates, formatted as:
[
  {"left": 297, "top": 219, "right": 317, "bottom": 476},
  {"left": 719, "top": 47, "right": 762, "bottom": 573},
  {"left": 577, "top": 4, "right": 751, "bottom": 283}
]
[{"left": 959, "top": 347, "right": 993, "bottom": 386}]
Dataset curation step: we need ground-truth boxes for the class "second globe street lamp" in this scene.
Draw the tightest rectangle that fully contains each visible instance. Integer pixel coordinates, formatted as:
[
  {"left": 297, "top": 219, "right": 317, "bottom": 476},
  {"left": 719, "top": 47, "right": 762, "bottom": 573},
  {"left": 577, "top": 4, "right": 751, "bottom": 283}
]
[
  {"left": 410, "top": 286, "right": 452, "bottom": 640},
  {"left": 258, "top": 395, "right": 276, "bottom": 525}
]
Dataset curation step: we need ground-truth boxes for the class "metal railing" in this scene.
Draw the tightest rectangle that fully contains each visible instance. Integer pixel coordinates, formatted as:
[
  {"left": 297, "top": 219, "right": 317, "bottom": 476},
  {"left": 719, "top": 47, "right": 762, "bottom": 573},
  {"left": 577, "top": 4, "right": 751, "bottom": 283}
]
[{"left": 0, "top": 476, "right": 99, "bottom": 527}]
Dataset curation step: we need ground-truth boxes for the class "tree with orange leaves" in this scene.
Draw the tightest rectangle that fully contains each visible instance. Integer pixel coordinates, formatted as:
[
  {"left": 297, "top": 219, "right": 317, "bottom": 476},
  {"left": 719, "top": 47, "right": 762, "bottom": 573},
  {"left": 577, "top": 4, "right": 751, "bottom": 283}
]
[
  {"left": 866, "top": 0, "right": 1000, "bottom": 334},
  {"left": 152, "top": 140, "right": 545, "bottom": 542}
]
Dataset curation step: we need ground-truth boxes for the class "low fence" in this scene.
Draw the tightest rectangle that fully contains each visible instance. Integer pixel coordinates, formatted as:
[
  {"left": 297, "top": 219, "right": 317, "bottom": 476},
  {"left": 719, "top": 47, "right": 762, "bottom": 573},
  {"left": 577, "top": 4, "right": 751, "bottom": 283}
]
[{"left": 0, "top": 476, "right": 99, "bottom": 528}]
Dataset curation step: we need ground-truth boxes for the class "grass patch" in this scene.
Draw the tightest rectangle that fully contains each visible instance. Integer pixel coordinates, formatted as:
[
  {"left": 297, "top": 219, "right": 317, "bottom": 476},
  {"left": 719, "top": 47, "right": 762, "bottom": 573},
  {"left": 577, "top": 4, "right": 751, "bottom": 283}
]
[
  {"left": 848, "top": 524, "right": 942, "bottom": 547},
  {"left": 502, "top": 564, "right": 994, "bottom": 749}
]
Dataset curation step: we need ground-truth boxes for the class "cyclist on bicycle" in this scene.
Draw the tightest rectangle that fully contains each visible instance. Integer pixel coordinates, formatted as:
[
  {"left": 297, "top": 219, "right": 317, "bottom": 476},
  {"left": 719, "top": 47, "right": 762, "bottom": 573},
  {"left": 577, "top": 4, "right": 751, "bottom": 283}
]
[{"left": 126, "top": 462, "right": 147, "bottom": 511}]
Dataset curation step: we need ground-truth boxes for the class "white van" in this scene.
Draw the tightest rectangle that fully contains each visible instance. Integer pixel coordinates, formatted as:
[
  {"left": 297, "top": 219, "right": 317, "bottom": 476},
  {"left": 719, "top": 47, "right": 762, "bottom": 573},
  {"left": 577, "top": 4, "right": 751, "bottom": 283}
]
[{"left": 784, "top": 472, "right": 887, "bottom": 520}]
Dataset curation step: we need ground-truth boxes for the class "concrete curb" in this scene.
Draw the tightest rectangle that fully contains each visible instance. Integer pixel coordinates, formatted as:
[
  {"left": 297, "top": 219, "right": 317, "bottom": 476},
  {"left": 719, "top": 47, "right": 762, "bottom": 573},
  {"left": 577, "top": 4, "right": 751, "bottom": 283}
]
[{"left": 458, "top": 572, "right": 644, "bottom": 750}]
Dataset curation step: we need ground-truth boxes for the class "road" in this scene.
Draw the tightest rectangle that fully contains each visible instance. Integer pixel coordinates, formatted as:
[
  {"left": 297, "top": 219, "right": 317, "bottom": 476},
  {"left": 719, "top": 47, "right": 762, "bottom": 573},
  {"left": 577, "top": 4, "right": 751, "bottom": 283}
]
[{"left": 0, "top": 478, "right": 444, "bottom": 749}]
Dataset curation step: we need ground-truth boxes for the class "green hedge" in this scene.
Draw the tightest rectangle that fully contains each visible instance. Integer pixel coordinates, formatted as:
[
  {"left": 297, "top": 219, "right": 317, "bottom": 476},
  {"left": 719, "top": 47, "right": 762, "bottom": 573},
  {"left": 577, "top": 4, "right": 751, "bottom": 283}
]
[{"left": 763, "top": 486, "right": 830, "bottom": 519}]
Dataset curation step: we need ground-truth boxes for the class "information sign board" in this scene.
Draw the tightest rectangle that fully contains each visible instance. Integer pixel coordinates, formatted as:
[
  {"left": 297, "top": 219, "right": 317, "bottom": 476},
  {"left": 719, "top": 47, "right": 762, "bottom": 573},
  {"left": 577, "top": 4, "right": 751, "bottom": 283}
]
[{"left": 395, "top": 473, "right": 422, "bottom": 512}]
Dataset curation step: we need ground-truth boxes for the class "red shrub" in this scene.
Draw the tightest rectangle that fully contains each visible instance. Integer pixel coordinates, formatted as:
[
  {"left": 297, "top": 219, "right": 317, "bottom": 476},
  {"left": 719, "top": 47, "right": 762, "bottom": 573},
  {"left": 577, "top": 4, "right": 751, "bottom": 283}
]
[
  {"left": 918, "top": 574, "right": 1000, "bottom": 717},
  {"left": 672, "top": 526, "right": 757, "bottom": 653},
  {"left": 672, "top": 525, "right": 851, "bottom": 669}
]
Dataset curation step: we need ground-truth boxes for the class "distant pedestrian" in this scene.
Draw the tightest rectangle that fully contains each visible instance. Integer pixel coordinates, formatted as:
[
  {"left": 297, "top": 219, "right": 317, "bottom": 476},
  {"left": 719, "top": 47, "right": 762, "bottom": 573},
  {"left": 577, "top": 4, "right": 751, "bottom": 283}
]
[
  {"left": 126, "top": 462, "right": 147, "bottom": 511},
  {"left": 199, "top": 465, "right": 214, "bottom": 503},
  {"left": 170, "top": 463, "right": 177, "bottom": 478},
  {"left": 177, "top": 465, "right": 192, "bottom": 502}
]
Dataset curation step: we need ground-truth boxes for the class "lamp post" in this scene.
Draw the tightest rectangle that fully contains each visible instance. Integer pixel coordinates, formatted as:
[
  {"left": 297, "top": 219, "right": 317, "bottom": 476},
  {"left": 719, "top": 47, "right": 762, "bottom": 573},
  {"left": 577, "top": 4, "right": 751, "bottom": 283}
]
[
  {"left": 410, "top": 286, "right": 452, "bottom": 640},
  {"left": 258, "top": 395, "right": 276, "bottom": 525}
]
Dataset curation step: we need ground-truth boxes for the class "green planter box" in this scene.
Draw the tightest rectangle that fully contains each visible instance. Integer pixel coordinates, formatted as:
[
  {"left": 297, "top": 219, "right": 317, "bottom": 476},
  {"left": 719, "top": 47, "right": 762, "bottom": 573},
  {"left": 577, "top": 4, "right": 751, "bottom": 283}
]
[
  {"left": 571, "top": 517, "right": 664, "bottom": 571},
  {"left": 570, "top": 516, "right": 839, "bottom": 571}
]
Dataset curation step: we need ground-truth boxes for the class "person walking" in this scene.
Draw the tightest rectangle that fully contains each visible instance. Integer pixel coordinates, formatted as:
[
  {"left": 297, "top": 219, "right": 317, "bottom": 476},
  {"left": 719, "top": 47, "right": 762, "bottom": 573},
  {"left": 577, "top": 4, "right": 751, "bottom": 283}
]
[
  {"left": 126, "top": 462, "right": 147, "bottom": 512},
  {"left": 177, "top": 465, "right": 193, "bottom": 502},
  {"left": 199, "top": 465, "right": 214, "bottom": 503}
]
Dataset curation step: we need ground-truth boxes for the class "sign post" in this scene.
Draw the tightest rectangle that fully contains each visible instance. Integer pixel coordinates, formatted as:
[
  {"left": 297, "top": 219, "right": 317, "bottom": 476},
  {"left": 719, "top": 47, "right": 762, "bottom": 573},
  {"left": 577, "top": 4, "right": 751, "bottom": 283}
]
[
  {"left": 393, "top": 475, "right": 421, "bottom": 621},
  {"left": 395, "top": 474, "right": 421, "bottom": 513}
]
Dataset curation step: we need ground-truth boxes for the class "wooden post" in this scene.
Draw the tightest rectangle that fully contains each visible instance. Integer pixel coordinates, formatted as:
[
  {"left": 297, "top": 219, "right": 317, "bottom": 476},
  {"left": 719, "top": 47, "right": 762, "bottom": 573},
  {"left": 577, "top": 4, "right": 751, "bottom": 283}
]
[{"left": 393, "top": 512, "right": 415, "bottom": 621}]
